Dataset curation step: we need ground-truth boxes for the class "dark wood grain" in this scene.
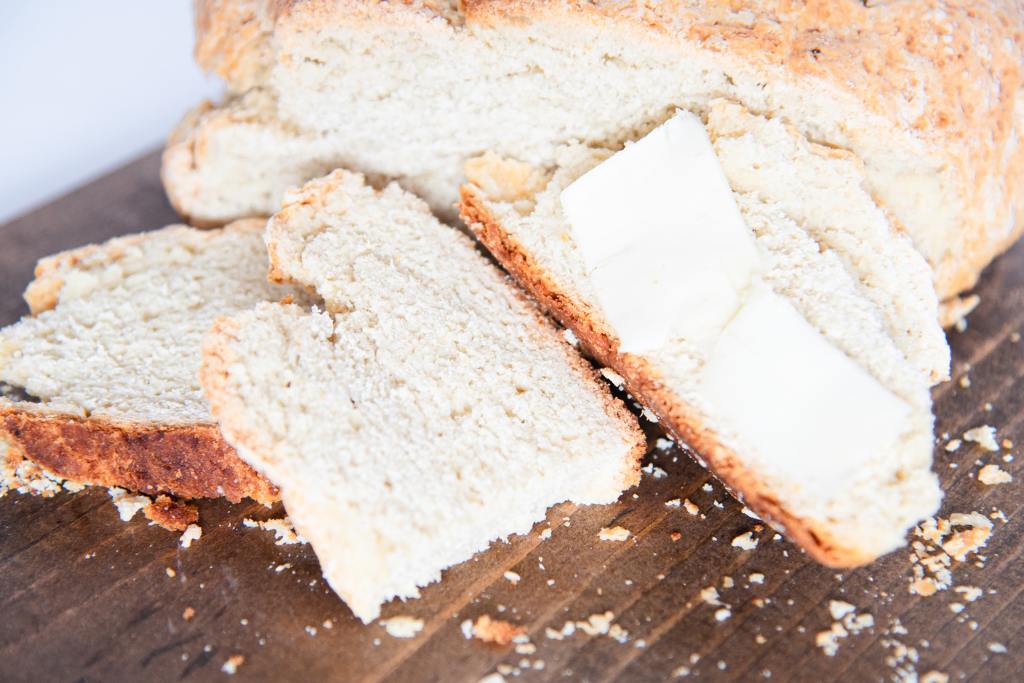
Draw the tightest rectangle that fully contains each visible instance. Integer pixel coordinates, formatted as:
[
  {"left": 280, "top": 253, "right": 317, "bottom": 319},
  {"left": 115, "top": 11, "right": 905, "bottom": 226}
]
[{"left": 1, "top": 152, "right": 1022, "bottom": 683}]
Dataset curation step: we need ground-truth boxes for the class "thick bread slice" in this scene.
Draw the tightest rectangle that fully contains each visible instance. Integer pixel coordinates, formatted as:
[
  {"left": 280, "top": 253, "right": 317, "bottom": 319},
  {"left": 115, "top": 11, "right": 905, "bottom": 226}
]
[
  {"left": 167, "top": 0, "right": 1024, "bottom": 300},
  {"left": 459, "top": 105, "right": 945, "bottom": 567},
  {"left": 0, "top": 220, "right": 305, "bottom": 503},
  {"left": 200, "top": 170, "right": 644, "bottom": 621}
]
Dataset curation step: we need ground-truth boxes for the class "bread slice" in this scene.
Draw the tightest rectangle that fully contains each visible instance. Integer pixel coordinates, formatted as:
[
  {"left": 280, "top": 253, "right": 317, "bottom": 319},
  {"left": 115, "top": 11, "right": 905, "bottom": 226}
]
[
  {"left": 165, "top": 0, "right": 1024, "bottom": 300},
  {"left": 200, "top": 170, "right": 644, "bottom": 622},
  {"left": 459, "top": 101, "right": 947, "bottom": 567},
  {"left": 0, "top": 220, "right": 306, "bottom": 503}
]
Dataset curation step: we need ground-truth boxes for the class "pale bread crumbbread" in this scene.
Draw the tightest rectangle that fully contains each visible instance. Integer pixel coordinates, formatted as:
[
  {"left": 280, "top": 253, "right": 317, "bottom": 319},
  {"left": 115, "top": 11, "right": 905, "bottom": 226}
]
[
  {"left": 200, "top": 170, "right": 644, "bottom": 621},
  {"left": 459, "top": 101, "right": 946, "bottom": 567},
  {"left": 166, "top": 0, "right": 1024, "bottom": 301},
  {"left": 0, "top": 220, "right": 305, "bottom": 502}
]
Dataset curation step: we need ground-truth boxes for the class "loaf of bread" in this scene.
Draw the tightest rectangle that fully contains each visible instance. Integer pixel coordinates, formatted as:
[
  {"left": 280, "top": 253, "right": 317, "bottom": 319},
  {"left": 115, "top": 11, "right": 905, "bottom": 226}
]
[
  {"left": 200, "top": 170, "right": 644, "bottom": 621},
  {"left": 460, "top": 100, "right": 948, "bottom": 566},
  {"left": 0, "top": 220, "right": 303, "bottom": 503},
  {"left": 165, "top": 0, "right": 1024, "bottom": 301}
]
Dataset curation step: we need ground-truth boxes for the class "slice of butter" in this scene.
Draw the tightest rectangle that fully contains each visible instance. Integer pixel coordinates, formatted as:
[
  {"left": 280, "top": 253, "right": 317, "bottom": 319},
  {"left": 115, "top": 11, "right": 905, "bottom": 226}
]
[
  {"left": 560, "top": 110, "right": 914, "bottom": 494},
  {"left": 560, "top": 110, "right": 760, "bottom": 353},
  {"left": 698, "top": 282, "right": 911, "bottom": 495}
]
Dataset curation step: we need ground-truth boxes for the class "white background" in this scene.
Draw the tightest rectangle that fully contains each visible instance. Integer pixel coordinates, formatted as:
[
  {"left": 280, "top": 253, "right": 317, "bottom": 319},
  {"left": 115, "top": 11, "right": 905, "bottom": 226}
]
[{"left": 0, "top": 2, "right": 222, "bottom": 223}]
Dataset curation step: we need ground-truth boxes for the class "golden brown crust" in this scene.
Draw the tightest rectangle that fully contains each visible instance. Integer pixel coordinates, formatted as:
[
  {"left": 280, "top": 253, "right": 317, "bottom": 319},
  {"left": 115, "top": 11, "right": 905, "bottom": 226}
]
[
  {"left": 0, "top": 406, "right": 278, "bottom": 504},
  {"left": 143, "top": 495, "right": 200, "bottom": 532},
  {"left": 460, "top": 184, "right": 875, "bottom": 567}
]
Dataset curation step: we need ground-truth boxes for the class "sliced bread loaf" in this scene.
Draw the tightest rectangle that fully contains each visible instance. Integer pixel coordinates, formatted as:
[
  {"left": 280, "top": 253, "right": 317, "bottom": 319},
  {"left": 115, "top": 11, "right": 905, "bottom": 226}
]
[
  {"left": 200, "top": 170, "right": 644, "bottom": 621},
  {"left": 165, "top": 0, "right": 1024, "bottom": 301},
  {"left": 460, "top": 102, "right": 947, "bottom": 567},
  {"left": 0, "top": 220, "right": 304, "bottom": 503}
]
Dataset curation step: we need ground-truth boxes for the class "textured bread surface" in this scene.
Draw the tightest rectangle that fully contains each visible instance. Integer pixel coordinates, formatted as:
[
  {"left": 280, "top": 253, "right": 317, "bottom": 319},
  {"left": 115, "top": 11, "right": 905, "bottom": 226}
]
[
  {"left": 459, "top": 103, "right": 946, "bottom": 566},
  {"left": 201, "top": 170, "right": 644, "bottom": 621},
  {"left": 168, "top": 0, "right": 1024, "bottom": 300},
  {"left": 0, "top": 220, "right": 303, "bottom": 503}
]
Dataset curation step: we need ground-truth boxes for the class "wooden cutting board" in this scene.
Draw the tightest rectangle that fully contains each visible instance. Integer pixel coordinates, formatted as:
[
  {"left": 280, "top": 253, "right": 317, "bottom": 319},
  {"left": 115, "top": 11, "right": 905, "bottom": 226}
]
[{"left": 1, "top": 152, "right": 1022, "bottom": 683}]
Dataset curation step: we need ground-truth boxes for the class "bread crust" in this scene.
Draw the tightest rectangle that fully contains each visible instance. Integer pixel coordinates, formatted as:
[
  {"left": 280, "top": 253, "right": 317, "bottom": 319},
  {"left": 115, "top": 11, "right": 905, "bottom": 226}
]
[
  {"left": 0, "top": 405, "right": 277, "bottom": 504},
  {"left": 460, "top": 184, "right": 876, "bottom": 567}
]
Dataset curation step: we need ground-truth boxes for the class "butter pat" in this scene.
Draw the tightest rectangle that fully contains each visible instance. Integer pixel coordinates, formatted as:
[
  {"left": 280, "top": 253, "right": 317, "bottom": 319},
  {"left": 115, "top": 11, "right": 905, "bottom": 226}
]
[
  {"left": 560, "top": 110, "right": 759, "bottom": 353},
  {"left": 698, "top": 282, "right": 911, "bottom": 495},
  {"left": 560, "top": 110, "right": 915, "bottom": 496}
]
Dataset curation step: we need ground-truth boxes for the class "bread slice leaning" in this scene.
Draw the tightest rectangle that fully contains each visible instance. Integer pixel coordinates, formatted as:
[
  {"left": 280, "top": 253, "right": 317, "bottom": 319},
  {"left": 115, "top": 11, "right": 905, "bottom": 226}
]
[
  {"left": 200, "top": 170, "right": 644, "bottom": 622},
  {"left": 460, "top": 102, "right": 946, "bottom": 567},
  {"left": 0, "top": 220, "right": 305, "bottom": 503}
]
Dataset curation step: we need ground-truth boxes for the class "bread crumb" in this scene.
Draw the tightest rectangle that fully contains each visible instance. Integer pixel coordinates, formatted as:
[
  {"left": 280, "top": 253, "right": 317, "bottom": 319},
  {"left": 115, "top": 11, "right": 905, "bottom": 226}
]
[
  {"left": 242, "top": 516, "right": 306, "bottom": 545},
  {"left": 381, "top": 616, "right": 424, "bottom": 639},
  {"left": 988, "top": 642, "right": 1008, "bottom": 653},
  {"left": 655, "top": 437, "right": 674, "bottom": 450},
  {"left": 954, "top": 585, "right": 982, "bottom": 602},
  {"left": 755, "top": 634, "right": 767, "bottom": 644},
  {"left": 978, "top": 464, "right": 1012, "bottom": 485},
  {"left": 503, "top": 571, "right": 521, "bottom": 585},
  {"left": 816, "top": 605, "right": 873, "bottom": 656},
  {"left": 322, "top": 619, "right": 333, "bottom": 629},
  {"left": 920, "top": 672, "right": 949, "bottom": 683},
  {"left": 670, "top": 531, "right": 682, "bottom": 542},
  {"left": 143, "top": 495, "right": 198, "bottom": 532},
  {"left": 948, "top": 602, "right": 964, "bottom": 613},
  {"left": 477, "top": 674, "right": 506, "bottom": 683},
  {"left": 471, "top": 615, "right": 525, "bottom": 645},
  {"left": 828, "top": 600, "right": 855, "bottom": 620},
  {"left": 608, "top": 623, "right": 630, "bottom": 643},
  {"left": 683, "top": 499, "right": 699, "bottom": 516},
  {"left": 714, "top": 608, "right": 731, "bottom": 622},
  {"left": 959, "top": 375, "right": 971, "bottom": 388},
  {"left": 944, "top": 439, "right": 961, "bottom": 452},
  {"left": 221, "top": 654, "right": 245, "bottom": 675},
  {"left": 165, "top": 567, "right": 176, "bottom": 578},
  {"left": 665, "top": 498, "right": 681, "bottom": 508},
  {"left": 576, "top": 611, "right": 614, "bottom": 636},
  {"left": 180, "top": 524, "right": 203, "bottom": 549},
  {"left": 539, "top": 528, "right": 552, "bottom": 540},
  {"left": 731, "top": 532, "right": 758, "bottom": 550},
  {"left": 642, "top": 463, "right": 667, "bottom": 478},
  {"left": 598, "top": 526, "right": 630, "bottom": 541},
  {"left": 721, "top": 576, "right": 734, "bottom": 589},
  {"left": 699, "top": 586, "right": 722, "bottom": 606},
  {"left": 749, "top": 573, "right": 765, "bottom": 584},
  {"left": 600, "top": 368, "right": 625, "bottom": 389},
  {"left": 274, "top": 563, "right": 291, "bottom": 573},
  {"left": 108, "top": 487, "right": 150, "bottom": 522},
  {"left": 182, "top": 607, "right": 195, "bottom": 621},
  {"left": 515, "top": 642, "right": 536, "bottom": 655},
  {"left": 963, "top": 425, "right": 999, "bottom": 452}
]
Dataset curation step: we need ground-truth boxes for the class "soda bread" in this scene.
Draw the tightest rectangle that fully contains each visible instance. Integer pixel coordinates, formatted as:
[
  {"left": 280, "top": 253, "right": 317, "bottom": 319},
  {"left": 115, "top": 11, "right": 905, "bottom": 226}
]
[
  {"left": 164, "top": 0, "right": 1024, "bottom": 300},
  {"left": 0, "top": 220, "right": 304, "bottom": 503},
  {"left": 200, "top": 170, "right": 644, "bottom": 621},
  {"left": 459, "top": 101, "right": 948, "bottom": 567}
]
